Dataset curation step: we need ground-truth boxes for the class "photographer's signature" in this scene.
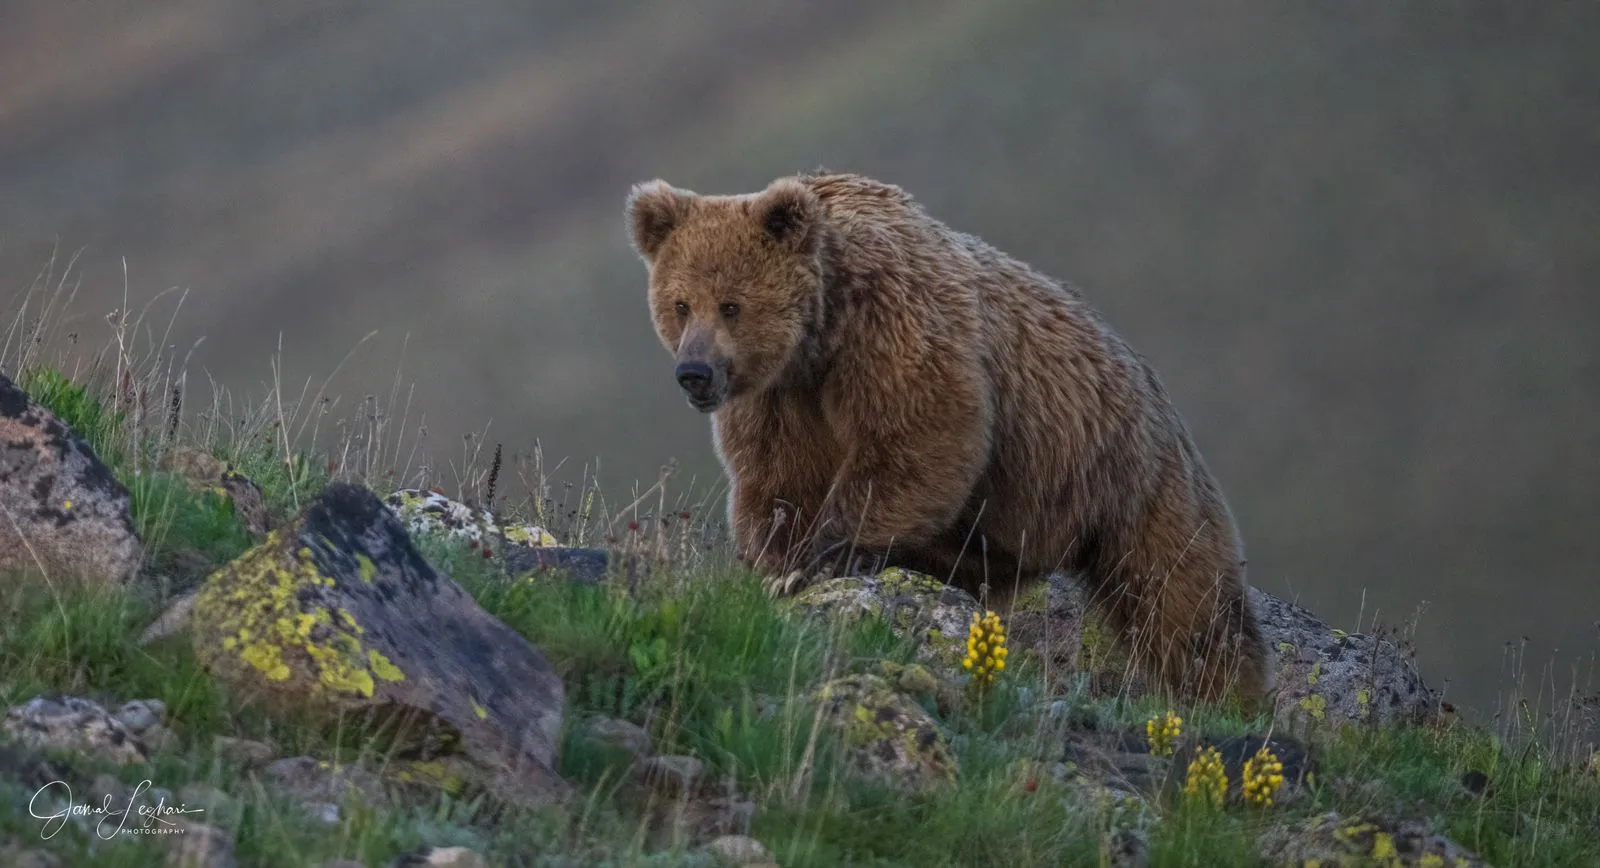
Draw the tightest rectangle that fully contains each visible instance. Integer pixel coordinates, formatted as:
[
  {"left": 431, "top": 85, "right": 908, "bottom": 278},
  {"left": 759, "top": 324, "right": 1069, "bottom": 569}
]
[{"left": 28, "top": 779, "right": 205, "bottom": 840}]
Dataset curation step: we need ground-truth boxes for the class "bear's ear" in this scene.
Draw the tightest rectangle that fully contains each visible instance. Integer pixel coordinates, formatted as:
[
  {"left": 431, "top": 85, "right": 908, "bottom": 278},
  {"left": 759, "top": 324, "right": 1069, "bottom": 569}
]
[
  {"left": 756, "top": 178, "right": 820, "bottom": 254},
  {"left": 626, "top": 180, "right": 693, "bottom": 261}
]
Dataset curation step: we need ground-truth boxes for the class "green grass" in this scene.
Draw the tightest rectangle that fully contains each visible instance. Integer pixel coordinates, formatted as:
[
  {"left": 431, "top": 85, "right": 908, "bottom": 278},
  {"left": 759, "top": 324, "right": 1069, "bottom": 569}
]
[{"left": 3, "top": 361, "right": 1598, "bottom": 867}]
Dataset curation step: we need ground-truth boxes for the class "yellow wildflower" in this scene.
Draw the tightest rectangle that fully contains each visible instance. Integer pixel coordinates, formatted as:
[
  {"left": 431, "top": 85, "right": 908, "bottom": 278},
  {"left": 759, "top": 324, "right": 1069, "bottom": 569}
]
[
  {"left": 1146, "top": 709, "right": 1182, "bottom": 757},
  {"left": 1184, "top": 745, "right": 1227, "bottom": 808},
  {"left": 963, "top": 610, "right": 1007, "bottom": 687},
  {"left": 1241, "top": 744, "right": 1285, "bottom": 808}
]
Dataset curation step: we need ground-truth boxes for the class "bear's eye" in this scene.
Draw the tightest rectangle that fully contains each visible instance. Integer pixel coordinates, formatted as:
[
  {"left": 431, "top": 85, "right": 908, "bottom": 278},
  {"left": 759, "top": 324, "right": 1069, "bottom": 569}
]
[
  {"left": 719, "top": 302, "right": 740, "bottom": 318},
  {"left": 674, "top": 301, "right": 690, "bottom": 317}
]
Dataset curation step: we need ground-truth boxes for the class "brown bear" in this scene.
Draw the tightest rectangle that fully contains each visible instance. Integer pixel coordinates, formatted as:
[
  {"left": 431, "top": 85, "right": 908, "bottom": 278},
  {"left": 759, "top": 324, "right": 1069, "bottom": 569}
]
[{"left": 624, "top": 171, "right": 1269, "bottom": 704}]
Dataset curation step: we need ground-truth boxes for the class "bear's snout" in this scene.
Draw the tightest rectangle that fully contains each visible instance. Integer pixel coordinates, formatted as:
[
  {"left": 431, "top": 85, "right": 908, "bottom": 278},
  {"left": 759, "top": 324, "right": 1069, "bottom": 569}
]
[{"left": 674, "top": 360, "right": 722, "bottom": 411}]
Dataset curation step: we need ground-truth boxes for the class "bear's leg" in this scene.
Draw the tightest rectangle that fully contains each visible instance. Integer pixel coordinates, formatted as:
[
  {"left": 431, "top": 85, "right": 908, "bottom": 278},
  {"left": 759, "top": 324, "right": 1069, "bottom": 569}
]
[{"left": 1083, "top": 515, "right": 1269, "bottom": 705}]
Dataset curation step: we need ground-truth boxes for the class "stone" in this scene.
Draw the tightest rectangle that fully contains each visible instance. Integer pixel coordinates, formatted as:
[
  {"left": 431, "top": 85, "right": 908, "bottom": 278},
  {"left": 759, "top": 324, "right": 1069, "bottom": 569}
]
[
  {"left": 583, "top": 715, "right": 654, "bottom": 759},
  {"left": 0, "top": 371, "right": 141, "bottom": 584},
  {"left": 1257, "top": 811, "right": 1490, "bottom": 867},
  {"left": 1008, "top": 571, "right": 1438, "bottom": 727},
  {"left": 703, "top": 835, "right": 770, "bottom": 864},
  {"left": 384, "top": 488, "right": 556, "bottom": 547},
  {"left": 263, "top": 756, "right": 387, "bottom": 808},
  {"left": 139, "top": 590, "right": 199, "bottom": 645},
  {"left": 811, "top": 673, "right": 957, "bottom": 794},
  {"left": 793, "top": 568, "right": 985, "bottom": 669},
  {"left": 1254, "top": 590, "right": 1438, "bottom": 727},
  {"left": 192, "top": 483, "right": 568, "bottom": 809},
  {"left": 212, "top": 735, "right": 278, "bottom": 768},
  {"left": 387, "top": 846, "right": 491, "bottom": 868},
  {"left": 165, "top": 822, "right": 237, "bottom": 868},
  {"left": 178, "top": 783, "right": 235, "bottom": 818},
  {"left": 114, "top": 699, "right": 167, "bottom": 734},
  {"left": 633, "top": 754, "right": 704, "bottom": 798},
  {"left": 2, "top": 695, "right": 149, "bottom": 764},
  {"left": 160, "top": 448, "right": 270, "bottom": 536},
  {"left": 305, "top": 801, "right": 342, "bottom": 825}
]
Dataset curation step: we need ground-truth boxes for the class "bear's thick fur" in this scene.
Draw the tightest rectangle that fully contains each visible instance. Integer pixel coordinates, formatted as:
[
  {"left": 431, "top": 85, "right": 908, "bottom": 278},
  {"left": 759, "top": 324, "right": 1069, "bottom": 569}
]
[{"left": 625, "top": 171, "right": 1268, "bottom": 703}]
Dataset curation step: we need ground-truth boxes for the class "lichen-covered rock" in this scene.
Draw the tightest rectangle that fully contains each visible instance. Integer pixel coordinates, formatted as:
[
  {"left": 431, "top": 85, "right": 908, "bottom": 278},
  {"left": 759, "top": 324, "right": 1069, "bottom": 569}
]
[
  {"left": 263, "top": 755, "right": 388, "bottom": 812},
  {"left": 0, "top": 371, "right": 141, "bottom": 584},
  {"left": 387, "top": 846, "right": 490, "bottom": 868},
  {"left": 2, "top": 695, "right": 151, "bottom": 764},
  {"left": 193, "top": 482, "right": 568, "bottom": 809},
  {"left": 794, "top": 568, "right": 984, "bottom": 669},
  {"left": 165, "top": 822, "right": 237, "bottom": 868},
  {"left": 1255, "top": 591, "right": 1438, "bottom": 728},
  {"left": 384, "top": 488, "right": 557, "bottom": 548},
  {"left": 499, "top": 544, "right": 617, "bottom": 582},
  {"left": 1257, "top": 811, "right": 1490, "bottom": 867},
  {"left": 1024, "top": 572, "right": 1436, "bottom": 726},
  {"left": 811, "top": 673, "right": 957, "bottom": 794},
  {"left": 161, "top": 448, "right": 270, "bottom": 536}
]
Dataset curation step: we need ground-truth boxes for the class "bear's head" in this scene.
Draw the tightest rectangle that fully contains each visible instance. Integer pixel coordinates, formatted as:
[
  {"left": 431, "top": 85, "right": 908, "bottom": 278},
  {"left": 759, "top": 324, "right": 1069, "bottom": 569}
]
[{"left": 625, "top": 177, "right": 825, "bottom": 413}]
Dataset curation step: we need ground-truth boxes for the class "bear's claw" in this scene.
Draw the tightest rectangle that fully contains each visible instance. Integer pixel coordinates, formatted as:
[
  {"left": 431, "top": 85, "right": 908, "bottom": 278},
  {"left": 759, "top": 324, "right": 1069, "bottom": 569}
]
[{"left": 764, "top": 569, "right": 819, "bottom": 598}]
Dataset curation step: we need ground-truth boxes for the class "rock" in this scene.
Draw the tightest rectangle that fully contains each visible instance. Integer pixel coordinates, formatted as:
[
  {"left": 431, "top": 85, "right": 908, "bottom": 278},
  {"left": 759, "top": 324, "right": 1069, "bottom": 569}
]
[
  {"left": 192, "top": 482, "right": 569, "bottom": 809},
  {"left": 165, "top": 822, "right": 237, "bottom": 868},
  {"left": 114, "top": 699, "right": 167, "bottom": 734},
  {"left": 304, "top": 801, "right": 342, "bottom": 825},
  {"left": 139, "top": 590, "right": 199, "bottom": 645},
  {"left": 633, "top": 754, "right": 704, "bottom": 798},
  {"left": 1105, "top": 829, "right": 1150, "bottom": 868},
  {"left": 263, "top": 756, "right": 387, "bottom": 808},
  {"left": 388, "top": 846, "right": 490, "bottom": 868},
  {"left": 1254, "top": 590, "right": 1438, "bottom": 727},
  {"left": 178, "top": 783, "right": 236, "bottom": 818},
  {"left": 0, "top": 371, "right": 142, "bottom": 584},
  {"left": 1015, "top": 572, "right": 1437, "bottom": 726},
  {"left": 0, "top": 843, "right": 62, "bottom": 868},
  {"left": 383, "top": 488, "right": 629, "bottom": 583},
  {"left": 1258, "top": 812, "right": 1490, "bottom": 867},
  {"left": 583, "top": 715, "right": 654, "bottom": 759},
  {"left": 499, "top": 544, "right": 617, "bottom": 582},
  {"left": 703, "top": 835, "right": 771, "bottom": 864},
  {"left": 160, "top": 448, "right": 270, "bottom": 536},
  {"left": 212, "top": 735, "right": 278, "bottom": 768},
  {"left": 794, "top": 568, "right": 985, "bottom": 669},
  {"left": 2, "top": 694, "right": 150, "bottom": 764},
  {"left": 811, "top": 673, "right": 957, "bottom": 794},
  {"left": 384, "top": 488, "right": 556, "bottom": 548}
]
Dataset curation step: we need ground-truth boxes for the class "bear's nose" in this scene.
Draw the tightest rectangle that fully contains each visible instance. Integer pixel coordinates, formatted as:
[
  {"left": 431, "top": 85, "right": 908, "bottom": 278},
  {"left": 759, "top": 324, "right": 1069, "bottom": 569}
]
[{"left": 675, "top": 361, "right": 714, "bottom": 393}]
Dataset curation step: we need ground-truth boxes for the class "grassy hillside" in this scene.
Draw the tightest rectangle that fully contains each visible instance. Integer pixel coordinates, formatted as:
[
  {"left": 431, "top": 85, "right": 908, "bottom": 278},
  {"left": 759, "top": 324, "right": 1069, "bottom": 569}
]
[
  {"left": 0, "top": 277, "right": 1597, "bottom": 867},
  {"left": 2, "top": 0, "right": 1597, "bottom": 746}
]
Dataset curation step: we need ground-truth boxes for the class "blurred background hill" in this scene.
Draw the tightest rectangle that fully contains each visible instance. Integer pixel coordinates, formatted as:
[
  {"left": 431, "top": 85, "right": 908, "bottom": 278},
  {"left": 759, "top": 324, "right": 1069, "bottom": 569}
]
[{"left": 1, "top": 1, "right": 1596, "bottom": 717}]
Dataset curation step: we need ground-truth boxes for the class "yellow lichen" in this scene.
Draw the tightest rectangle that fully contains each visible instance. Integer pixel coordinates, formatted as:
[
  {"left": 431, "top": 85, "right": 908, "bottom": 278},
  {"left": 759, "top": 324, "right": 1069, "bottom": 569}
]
[
  {"left": 502, "top": 524, "right": 558, "bottom": 547},
  {"left": 471, "top": 697, "right": 488, "bottom": 720},
  {"left": 1299, "top": 694, "right": 1328, "bottom": 720},
  {"left": 196, "top": 528, "right": 403, "bottom": 700},
  {"left": 369, "top": 650, "right": 405, "bottom": 683},
  {"left": 356, "top": 553, "right": 376, "bottom": 583},
  {"left": 1371, "top": 831, "right": 1397, "bottom": 859},
  {"left": 1307, "top": 662, "right": 1322, "bottom": 685}
]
